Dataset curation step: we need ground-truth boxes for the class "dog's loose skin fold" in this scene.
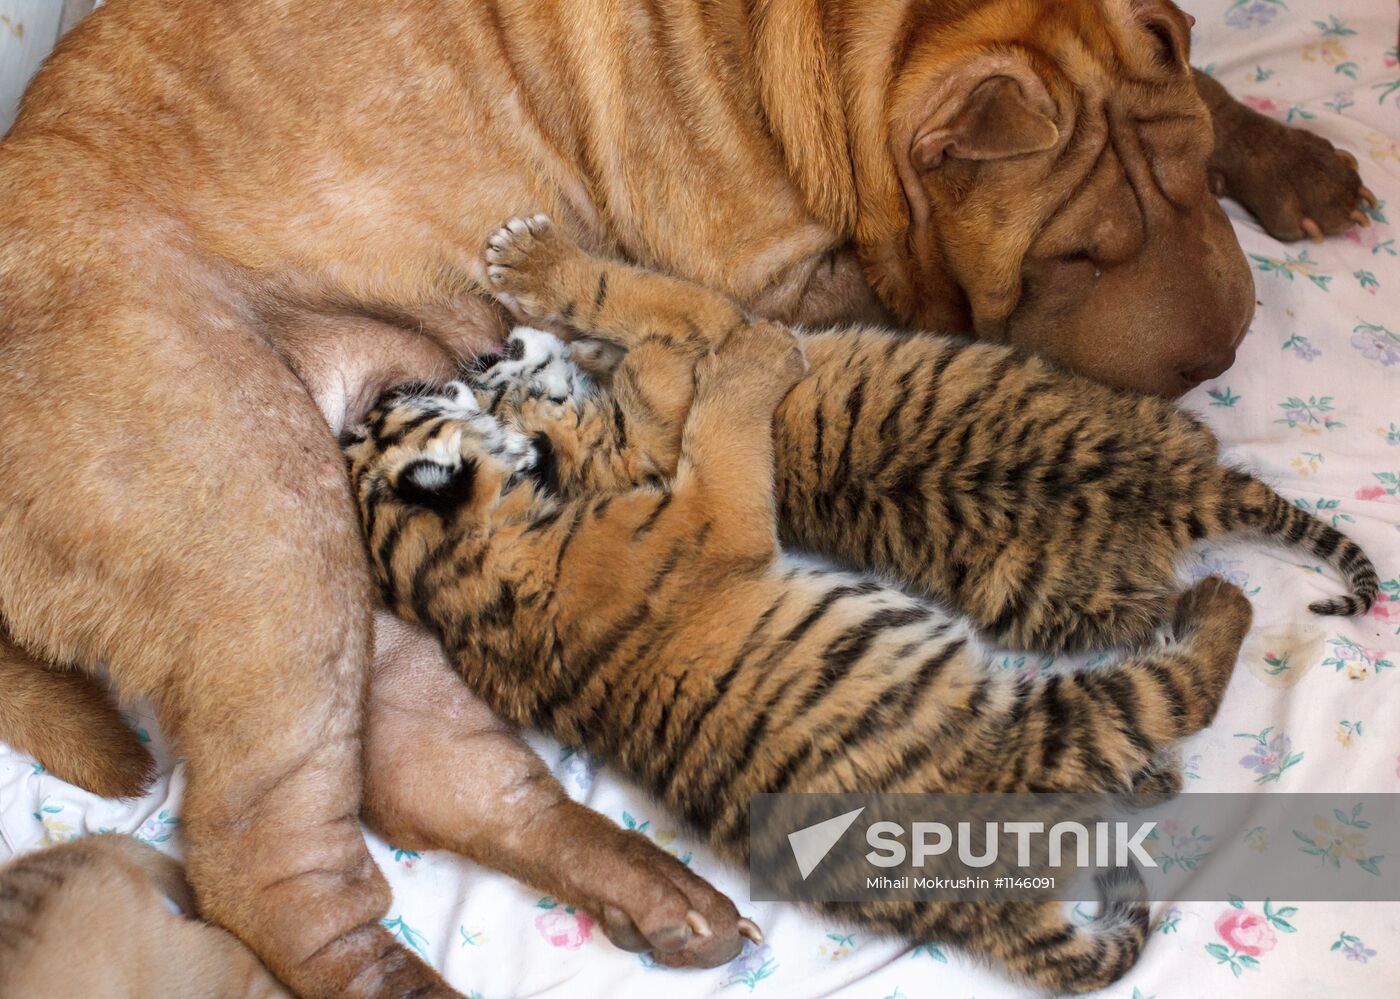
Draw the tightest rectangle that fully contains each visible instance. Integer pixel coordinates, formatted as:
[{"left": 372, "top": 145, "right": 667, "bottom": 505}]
[{"left": 0, "top": 0, "right": 1373, "bottom": 995}]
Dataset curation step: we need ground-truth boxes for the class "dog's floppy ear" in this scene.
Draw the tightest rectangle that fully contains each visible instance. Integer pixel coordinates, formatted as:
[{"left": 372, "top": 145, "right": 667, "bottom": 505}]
[
  {"left": 911, "top": 74, "right": 1059, "bottom": 170},
  {"left": 1127, "top": 0, "right": 1193, "bottom": 70}
]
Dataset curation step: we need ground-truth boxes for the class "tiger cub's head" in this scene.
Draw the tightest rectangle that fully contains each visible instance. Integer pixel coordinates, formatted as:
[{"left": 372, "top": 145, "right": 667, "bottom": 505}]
[
  {"left": 466, "top": 326, "right": 598, "bottom": 407},
  {"left": 342, "top": 379, "right": 542, "bottom": 523},
  {"left": 342, "top": 325, "right": 610, "bottom": 522}
]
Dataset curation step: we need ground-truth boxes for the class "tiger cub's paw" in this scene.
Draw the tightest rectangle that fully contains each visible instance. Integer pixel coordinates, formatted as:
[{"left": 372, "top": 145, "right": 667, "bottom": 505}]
[
  {"left": 484, "top": 214, "right": 584, "bottom": 321},
  {"left": 708, "top": 321, "right": 808, "bottom": 401},
  {"left": 1172, "top": 577, "right": 1251, "bottom": 637},
  {"left": 1127, "top": 751, "right": 1183, "bottom": 804}
]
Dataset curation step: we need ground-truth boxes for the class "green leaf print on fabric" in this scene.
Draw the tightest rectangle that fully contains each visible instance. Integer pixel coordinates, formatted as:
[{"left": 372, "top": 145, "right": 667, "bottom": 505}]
[
  {"left": 1292, "top": 496, "right": 1353, "bottom": 528},
  {"left": 1293, "top": 804, "right": 1385, "bottom": 876},
  {"left": 382, "top": 915, "right": 430, "bottom": 960},
  {"left": 1250, "top": 250, "right": 1332, "bottom": 290},
  {"left": 1321, "top": 636, "right": 1394, "bottom": 678},
  {"left": 1312, "top": 15, "right": 1357, "bottom": 36},
  {"left": 1276, "top": 395, "right": 1344, "bottom": 431}
]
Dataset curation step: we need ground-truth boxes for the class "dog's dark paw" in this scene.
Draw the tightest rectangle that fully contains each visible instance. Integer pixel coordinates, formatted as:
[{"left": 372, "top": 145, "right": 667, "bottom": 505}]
[
  {"left": 589, "top": 829, "right": 760, "bottom": 969},
  {"left": 1213, "top": 112, "right": 1376, "bottom": 243}
]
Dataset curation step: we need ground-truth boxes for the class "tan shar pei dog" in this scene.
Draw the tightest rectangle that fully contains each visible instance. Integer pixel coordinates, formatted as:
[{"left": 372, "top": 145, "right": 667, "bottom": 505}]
[{"left": 0, "top": 0, "right": 1371, "bottom": 995}]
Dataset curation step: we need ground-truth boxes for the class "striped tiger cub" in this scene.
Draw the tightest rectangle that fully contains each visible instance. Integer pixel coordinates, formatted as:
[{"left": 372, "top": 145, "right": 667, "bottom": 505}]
[
  {"left": 474, "top": 215, "right": 1378, "bottom": 653},
  {"left": 344, "top": 224, "right": 1260, "bottom": 992}
]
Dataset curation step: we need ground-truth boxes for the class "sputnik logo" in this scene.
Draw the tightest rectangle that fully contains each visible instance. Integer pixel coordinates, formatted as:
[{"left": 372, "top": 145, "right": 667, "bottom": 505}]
[{"left": 787, "top": 806, "right": 865, "bottom": 880}]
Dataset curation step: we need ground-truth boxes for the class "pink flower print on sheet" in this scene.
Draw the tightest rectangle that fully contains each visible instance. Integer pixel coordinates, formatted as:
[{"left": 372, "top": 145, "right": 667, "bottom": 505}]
[
  {"left": 1205, "top": 899, "right": 1296, "bottom": 977},
  {"left": 1357, "top": 472, "right": 1400, "bottom": 505},
  {"left": 534, "top": 898, "right": 595, "bottom": 949},
  {"left": 1217, "top": 909, "right": 1278, "bottom": 958},
  {"left": 1369, "top": 581, "right": 1400, "bottom": 631}
]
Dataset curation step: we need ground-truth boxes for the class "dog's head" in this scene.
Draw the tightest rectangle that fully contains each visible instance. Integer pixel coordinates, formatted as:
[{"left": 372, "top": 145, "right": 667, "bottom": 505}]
[{"left": 852, "top": 0, "right": 1252, "bottom": 396}]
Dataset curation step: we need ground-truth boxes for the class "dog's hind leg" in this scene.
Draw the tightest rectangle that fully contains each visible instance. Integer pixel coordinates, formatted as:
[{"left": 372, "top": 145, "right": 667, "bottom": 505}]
[
  {"left": 0, "top": 632, "right": 156, "bottom": 798},
  {"left": 361, "top": 612, "right": 755, "bottom": 969},
  {"left": 0, "top": 288, "right": 455, "bottom": 996}
]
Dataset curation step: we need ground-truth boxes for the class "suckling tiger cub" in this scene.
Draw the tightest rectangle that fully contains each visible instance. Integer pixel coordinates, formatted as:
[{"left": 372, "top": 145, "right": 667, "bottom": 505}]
[
  {"left": 343, "top": 223, "right": 1259, "bottom": 992},
  {"left": 471, "top": 215, "right": 1377, "bottom": 653}
]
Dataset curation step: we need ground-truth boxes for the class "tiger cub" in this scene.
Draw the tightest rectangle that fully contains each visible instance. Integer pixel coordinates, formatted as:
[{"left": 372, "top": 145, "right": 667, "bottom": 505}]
[
  {"left": 474, "top": 215, "right": 1378, "bottom": 653},
  {"left": 0, "top": 835, "right": 289, "bottom": 998},
  {"left": 344, "top": 227, "right": 1257, "bottom": 992}
]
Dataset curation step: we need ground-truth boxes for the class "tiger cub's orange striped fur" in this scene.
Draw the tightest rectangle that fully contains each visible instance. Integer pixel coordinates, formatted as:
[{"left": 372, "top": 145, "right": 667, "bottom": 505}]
[
  {"left": 473, "top": 215, "right": 1378, "bottom": 652},
  {"left": 342, "top": 219, "right": 1267, "bottom": 992}
]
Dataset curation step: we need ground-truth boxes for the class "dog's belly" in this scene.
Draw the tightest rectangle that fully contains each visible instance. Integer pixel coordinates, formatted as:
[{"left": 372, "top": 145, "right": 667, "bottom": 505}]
[{"left": 12, "top": 0, "right": 849, "bottom": 342}]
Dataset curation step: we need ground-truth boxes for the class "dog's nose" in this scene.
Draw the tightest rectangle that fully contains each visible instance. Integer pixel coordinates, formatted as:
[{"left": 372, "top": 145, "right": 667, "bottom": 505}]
[{"left": 1180, "top": 349, "right": 1237, "bottom": 386}]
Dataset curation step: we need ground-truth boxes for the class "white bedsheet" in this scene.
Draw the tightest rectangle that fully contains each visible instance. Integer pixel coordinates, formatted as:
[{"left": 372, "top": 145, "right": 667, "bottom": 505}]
[{"left": 2, "top": 2, "right": 1399, "bottom": 996}]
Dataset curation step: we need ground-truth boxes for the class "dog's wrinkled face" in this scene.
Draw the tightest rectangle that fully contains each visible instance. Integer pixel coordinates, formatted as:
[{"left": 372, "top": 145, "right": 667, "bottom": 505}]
[{"left": 877, "top": 0, "right": 1252, "bottom": 396}]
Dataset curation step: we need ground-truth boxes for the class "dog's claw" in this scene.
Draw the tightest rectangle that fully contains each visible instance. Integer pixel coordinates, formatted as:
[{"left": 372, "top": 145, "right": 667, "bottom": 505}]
[
  {"left": 1300, "top": 217, "right": 1324, "bottom": 243},
  {"left": 737, "top": 918, "right": 764, "bottom": 945},
  {"left": 685, "top": 910, "right": 713, "bottom": 939},
  {"left": 1351, "top": 210, "right": 1371, "bottom": 228},
  {"left": 1360, "top": 186, "right": 1378, "bottom": 210}
]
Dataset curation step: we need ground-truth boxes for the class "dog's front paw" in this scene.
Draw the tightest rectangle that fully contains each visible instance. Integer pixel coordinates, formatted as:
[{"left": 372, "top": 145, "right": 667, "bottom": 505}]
[
  {"left": 1214, "top": 114, "right": 1376, "bottom": 242},
  {"left": 484, "top": 214, "right": 581, "bottom": 319}
]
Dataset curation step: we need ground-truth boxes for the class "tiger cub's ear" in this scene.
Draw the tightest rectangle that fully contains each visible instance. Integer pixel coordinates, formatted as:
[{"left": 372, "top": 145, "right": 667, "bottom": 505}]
[{"left": 395, "top": 456, "right": 478, "bottom": 514}]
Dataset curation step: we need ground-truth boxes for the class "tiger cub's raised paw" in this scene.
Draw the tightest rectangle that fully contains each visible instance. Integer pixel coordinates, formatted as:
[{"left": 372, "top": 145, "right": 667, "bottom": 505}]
[
  {"left": 700, "top": 321, "right": 808, "bottom": 411},
  {"left": 720, "top": 321, "right": 807, "bottom": 384},
  {"left": 484, "top": 214, "right": 585, "bottom": 321}
]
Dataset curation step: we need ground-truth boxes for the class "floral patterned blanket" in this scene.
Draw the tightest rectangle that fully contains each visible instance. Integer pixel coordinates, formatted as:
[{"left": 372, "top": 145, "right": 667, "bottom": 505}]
[{"left": 2, "top": 2, "right": 1398, "bottom": 996}]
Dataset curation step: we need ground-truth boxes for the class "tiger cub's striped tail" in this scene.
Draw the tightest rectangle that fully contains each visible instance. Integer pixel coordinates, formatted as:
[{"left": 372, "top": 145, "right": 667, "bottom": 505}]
[{"left": 1224, "top": 471, "right": 1379, "bottom": 616}]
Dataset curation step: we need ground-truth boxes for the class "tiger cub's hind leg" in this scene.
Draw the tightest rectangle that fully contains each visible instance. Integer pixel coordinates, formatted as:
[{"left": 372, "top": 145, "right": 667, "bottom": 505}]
[
  {"left": 1080, "top": 577, "right": 1251, "bottom": 788},
  {"left": 971, "top": 584, "right": 1250, "bottom": 989},
  {"left": 974, "top": 577, "right": 1251, "bottom": 795},
  {"left": 953, "top": 888, "right": 1148, "bottom": 994},
  {"left": 1162, "top": 576, "right": 1254, "bottom": 734}
]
